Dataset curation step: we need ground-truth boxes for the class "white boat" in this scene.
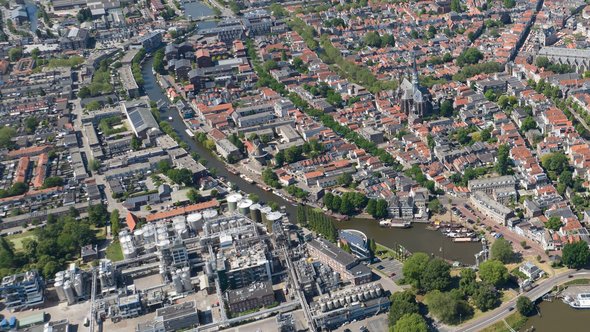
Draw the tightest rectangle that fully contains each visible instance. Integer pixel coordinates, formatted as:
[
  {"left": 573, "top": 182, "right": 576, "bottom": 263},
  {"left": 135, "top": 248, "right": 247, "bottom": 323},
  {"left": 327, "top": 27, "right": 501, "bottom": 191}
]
[
  {"left": 185, "top": 129, "right": 194, "bottom": 137},
  {"left": 563, "top": 293, "right": 590, "bottom": 309},
  {"left": 168, "top": 116, "right": 173, "bottom": 121}
]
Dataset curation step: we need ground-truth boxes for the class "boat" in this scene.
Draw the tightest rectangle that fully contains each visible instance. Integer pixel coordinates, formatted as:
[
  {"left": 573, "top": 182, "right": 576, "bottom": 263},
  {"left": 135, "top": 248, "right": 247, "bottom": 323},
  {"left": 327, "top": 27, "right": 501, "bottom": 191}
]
[
  {"left": 562, "top": 293, "right": 590, "bottom": 309},
  {"left": 240, "top": 174, "right": 255, "bottom": 184},
  {"left": 453, "top": 237, "right": 480, "bottom": 242},
  {"left": 185, "top": 129, "right": 194, "bottom": 137},
  {"left": 168, "top": 116, "right": 173, "bottom": 121},
  {"left": 379, "top": 219, "right": 411, "bottom": 228}
]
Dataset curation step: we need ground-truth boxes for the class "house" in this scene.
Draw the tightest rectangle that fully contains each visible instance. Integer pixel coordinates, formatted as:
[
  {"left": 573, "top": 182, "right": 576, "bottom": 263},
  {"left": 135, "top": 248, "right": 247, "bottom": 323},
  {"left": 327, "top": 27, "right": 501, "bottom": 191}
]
[
  {"left": 519, "top": 261, "right": 545, "bottom": 280},
  {"left": 81, "top": 245, "right": 98, "bottom": 263}
]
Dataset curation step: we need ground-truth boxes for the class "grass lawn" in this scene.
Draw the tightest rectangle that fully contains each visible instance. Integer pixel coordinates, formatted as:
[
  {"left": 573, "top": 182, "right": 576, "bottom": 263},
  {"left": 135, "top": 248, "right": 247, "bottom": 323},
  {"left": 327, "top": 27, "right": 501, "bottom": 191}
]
[
  {"left": 5, "top": 231, "right": 37, "bottom": 251},
  {"left": 565, "top": 278, "right": 590, "bottom": 286},
  {"left": 91, "top": 225, "right": 107, "bottom": 241},
  {"left": 106, "top": 241, "right": 124, "bottom": 261},
  {"left": 480, "top": 312, "right": 527, "bottom": 332}
]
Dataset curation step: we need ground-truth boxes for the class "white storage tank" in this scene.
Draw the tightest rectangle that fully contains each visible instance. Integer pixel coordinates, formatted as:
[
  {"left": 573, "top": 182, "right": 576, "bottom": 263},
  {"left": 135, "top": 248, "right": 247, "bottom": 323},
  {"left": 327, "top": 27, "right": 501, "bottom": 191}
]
[
  {"left": 227, "top": 193, "right": 243, "bottom": 212},
  {"left": 142, "top": 224, "right": 156, "bottom": 244},
  {"left": 187, "top": 212, "right": 203, "bottom": 231},
  {"left": 54, "top": 281, "right": 66, "bottom": 302},
  {"left": 202, "top": 209, "right": 218, "bottom": 220},
  {"left": 249, "top": 204, "right": 262, "bottom": 223},
  {"left": 260, "top": 206, "right": 272, "bottom": 223},
  {"left": 63, "top": 280, "right": 76, "bottom": 305},
  {"left": 237, "top": 199, "right": 253, "bottom": 216},
  {"left": 181, "top": 267, "right": 192, "bottom": 292}
]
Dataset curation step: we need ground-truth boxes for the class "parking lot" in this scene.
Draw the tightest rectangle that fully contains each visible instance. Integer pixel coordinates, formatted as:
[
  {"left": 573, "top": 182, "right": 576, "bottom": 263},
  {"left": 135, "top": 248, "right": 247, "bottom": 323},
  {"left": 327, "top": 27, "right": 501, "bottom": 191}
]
[{"left": 371, "top": 258, "right": 403, "bottom": 282}]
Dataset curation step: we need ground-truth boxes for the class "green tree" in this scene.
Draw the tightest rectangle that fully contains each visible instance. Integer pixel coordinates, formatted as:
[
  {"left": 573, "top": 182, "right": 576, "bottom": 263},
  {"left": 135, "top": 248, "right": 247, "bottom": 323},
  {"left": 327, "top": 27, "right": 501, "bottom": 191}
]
[
  {"left": 0, "top": 126, "right": 16, "bottom": 149},
  {"left": 131, "top": 136, "right": 142, "bottom": 151},
  {"left": 420, "top": 258, "right": 452, "bottom": 292},
  {"left": 78, "top": 86, "right": 91, "bottom": 98},
  {"left": 187, "top": 189, "right": 201, "bottom": 203},
  {"left": 541, "top": 152, "right": 570, "bottom": 180},
  {"left": 503, "top": 0, "right": 516, "bottom": 8},
  {"left": 440, "top": 99, "right": 454, "bottom": 117},
  {"left": 393, "top": 313, "right": 428, "bottom": 332},
  {"left": 403, "top": 252, "right": 430, "bottom": 288},
  {"left": 274, "top": 151, "right": 285, "bottom": 167},
  {"left": 478, "top": 260, "right": 509, "bottom": 287},
  {"left": 428, "top": 198, "right": 442, "bottom": 214},
  {"left": 388, "top": 290, "right": 420, "bottom": 327},
  {"left": 166, "top": 168, "right": 194, "bottom": 186},
  {"left": 520, "top": 116, "right": 537, "bottom": 131},
  {"left": 110, "top": 209, "right": 120, "bottom": 235},
  {"left": 42, "top": 176, "right": 64, "bottom": 188},
  {"left": 364, "top": 31, "right": 382, "bottom": 47},
  {"left": 374, "top": 199, "right": 389, "bottom": 218},
  {"left": 473, "top": 284, "right": 500, "bottom": 311},
  {"left": 545, "top": 216, "right": 562, "bottom": 231},
  {"left": 457, "top": 48, "right": 483, "bottom": 67},
  {"left": 495, "top": 144, "right": 511, "bottom": 175},
  {"left": 459, "top": 268, "right": 478, "bottom": 297},
  {"left": 491, "top": 238, "right": 514, "bottom": 263},
  {"left": 88, "top": 203, "right": 109, "bottom": 227},
  {"left": 516, "top": 296, "right": 535, "bottom": 316},
  {"left": 562, "top": 241, "right": 590, "bottom": 269},
  {"left": 337, "top": 173, "right": 353, "bottom": 187},
  {"left": 9, "top": 47, "right": 23, "bottom": 61},
  {"left": 425, "top": 290, "right": 472, "bottom": 324},
  {"left": 450, "top": 0, "right": 463, "bottom": 12}
]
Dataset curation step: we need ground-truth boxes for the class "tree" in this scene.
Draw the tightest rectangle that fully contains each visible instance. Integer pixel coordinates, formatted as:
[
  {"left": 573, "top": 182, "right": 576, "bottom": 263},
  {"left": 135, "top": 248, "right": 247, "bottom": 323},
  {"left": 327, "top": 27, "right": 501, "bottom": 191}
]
[
  {"left": 248, "top": 193, "right": 260, "bottom": 203},
  {"left": 78, "top": 86, "right": 91, "bottom": 98},
  {"left": 420, "top": 258, "right": 452, "bottom": 292},
  {"left": 516, "top": 296, "right": 535, "bottom": 316},
  {"left": 478, "top": 260, "right": 509, "bottom": 287},
  {"left": 520, "top": 116, "right": 537, "bottom": 132},
  {"left": 495, "top": 144, "right": 511, "bottom": 175},
  {"left": 131, "top": 136, "right": 142, "bottom": 151},
  {"left": 42, "top": 176, "right": 64, "bottom": 188},
  {"left": 425, "top": 290, "right": 472, "bottom": 324},
  {"left": 393, "top": 313, "right": 428, "bottom": 332},
  {"left": 274, "top": 151, "right": 285, "bottom": 167},
  {"left": 456, "top": 48, "right": 483, "bottom": 67},
  {"left": 450, "top": 0, "right": 463, "bottom": 12},
  {"left": 403, "top": 252, "right": 430, "bottom": 288},
  {"left": 269, "top": 3, "right": 287, "bottom": 17},
  {"left": 428, "top": 198, "right": 442, "bottom": 214},
  {"left": 364, "top": 31, "right": 382, "bottom": 47},
  {"left": 88, "top": 204, "right": 109, "bottom": 227},
  {"left": 187, "top": 189, "right": 201, "bottom": 203},
  {"left": 110, "top": 209, "right": 120, "bottom": 235},
  {"left": 459, "top": 268, "right": 478, "bottom": 297},
  {"left": 166, "top": 168, "right": 194, "bottom": 186},
  {"left": 562, "top": 241, "right": 590, "bottom": 269},
  {"left": 388, "top": 290, "right": 420, "bottom": 327},
  {"left": 473, "top": 284, "right": 500, "bottom": 311},
  {"left": 374, "top": 199, "right": 389, "bottom": 218},
  {"left": 89, "top": 159, "right": 101, "bottom": 172},
  {"left": 503, "top": 0, "right": 516, "bottom": 8},
  {"left": 545, "top": 216, "right": 562, "bottom": 231},
  {"left": 541, "top": 152, "right": 570, "bottom": 180},
  {"left": 491, "top": 237, "right": 514, "bottom": 264},
  {"left": 9, "top": 47, "right": 23, "bottom": 61},
  {"left": 0, "top": 126, "right": 16, "bottom": 149},
  {"left": 337, "top": 173, "right": 353, "bottom": 187},
  {"left": 440, "top": 99, "right": 454, "bottom": 117}
]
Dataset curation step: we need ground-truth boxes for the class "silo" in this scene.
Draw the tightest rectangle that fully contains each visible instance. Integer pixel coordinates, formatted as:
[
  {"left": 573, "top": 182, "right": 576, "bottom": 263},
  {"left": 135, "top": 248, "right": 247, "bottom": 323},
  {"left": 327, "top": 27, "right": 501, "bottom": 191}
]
[
  {"left": 376, "top": 286, "right": 383, "bottom": 296},
  {"left": 369, "top": 288, "right": 376, "bottom": 298},
  {"left": 54, "top": 281, "right": 66, "bottom": 302},
  {"left": 249, "top": 204, "right": 262, "bottom": 223},
  {"left": 122, "top": 241, "right": 137, "bottom": 259},
  {"left": 181, "top": 267, "right": 192, "bottom": 292},
  {"left": 346, "top": 295, "right": 352, "bottom": 304},
  {"left": 266, "top": 211, "right": 282, "bottom": 231},
  {"left": 364, "top": 290, "right": 371, "bottom": 300},
  {"left": 63, "top": 281, "right": 76, "bottom": 305},
  {"left": 352, "top": 294, "right": 359, "bottom": 302},
  {"left": 339, "top": 297, "right": 346, "bottom": 306},
  {"left": 320, "top": 302, "right": 327, "bottom": 312},
  {"left": 237, "top": 199, "right": 253, "bottom": 216},
  {"left": 142, "top": 224, "right": 156, "bottom": 244},
  {"left": 227, "top": 193, "right": 243, "bottom": 212},
  {"left": 133, "top": 229, "right": 144, "bottom": 243},
  {"left": 74, "top": 273, "right": 85, "bottom": 297},
  {"left": 202, "top": 209, "right": 218, "bottom": 220},
  {"left": 187, "top": 212, "right": 203, "bottom": 231},
  {"left": 327, "top": 301, "right": 333, "bottom": 310},
  {"left": 260, "top": 207, "right": 272, "bottom": 224},
  {"left": 172, "top": 273, "right": 183, "bottom": 294}
]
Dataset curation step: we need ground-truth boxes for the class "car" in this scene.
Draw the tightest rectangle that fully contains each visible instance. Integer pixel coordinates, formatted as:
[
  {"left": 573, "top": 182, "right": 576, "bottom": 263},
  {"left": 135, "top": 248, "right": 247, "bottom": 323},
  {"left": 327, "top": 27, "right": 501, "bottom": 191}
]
[
  {"left": 376, "top": 265, "right": 384, "bottom": 270},
  {"left": 568, "top": 274, "right": 573, "bottom": 278},
  {"left": 360, "top": 326, "right": 368, "bottom": 332},
  {"left": 508, "top": 306, "right": 514, "bottom": 311},
  {"left": 390, "top": 272, "right": 396, "bottom": 277}
]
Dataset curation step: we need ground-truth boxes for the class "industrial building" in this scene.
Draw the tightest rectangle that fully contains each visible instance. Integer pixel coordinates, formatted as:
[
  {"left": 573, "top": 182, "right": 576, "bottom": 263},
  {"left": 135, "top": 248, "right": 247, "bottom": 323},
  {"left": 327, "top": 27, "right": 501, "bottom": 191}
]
[
  {"left": 307, "top": 238, "right": 372, "bottom": 285},
  {"left": 0, "top": 270, "right": 45, "bottom": 310},
  {"left": 338, "top": 229, "right": 371, "bottom": 260},
  {"left": 310, "top": 283, "right": 390, "bottom": 330},
  {"left": 54, "top": 264, "right": 90, "bottom": 305},
  {"left": 225, "top": 281, "right": 275, "bottom": 314},
  {"left": 137, "top": 301, "right": 199, "bottom": 332}
]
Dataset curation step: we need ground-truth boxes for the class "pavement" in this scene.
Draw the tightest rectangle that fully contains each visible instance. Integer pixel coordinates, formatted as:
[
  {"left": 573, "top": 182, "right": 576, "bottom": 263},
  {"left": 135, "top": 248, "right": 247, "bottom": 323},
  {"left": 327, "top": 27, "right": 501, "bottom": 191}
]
[
  {"left": 334, "top": 312, "right": 388, "bottom": 332},
  {"left": 452, "top": 270, "right": 590, "bottom": 332}
]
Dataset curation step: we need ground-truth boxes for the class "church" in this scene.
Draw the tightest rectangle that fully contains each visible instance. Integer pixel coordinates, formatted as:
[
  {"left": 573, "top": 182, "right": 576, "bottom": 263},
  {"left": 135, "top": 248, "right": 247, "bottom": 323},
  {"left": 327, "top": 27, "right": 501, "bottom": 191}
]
[{"left": 397, "top": 56, "right": 433, "bottom": 124}]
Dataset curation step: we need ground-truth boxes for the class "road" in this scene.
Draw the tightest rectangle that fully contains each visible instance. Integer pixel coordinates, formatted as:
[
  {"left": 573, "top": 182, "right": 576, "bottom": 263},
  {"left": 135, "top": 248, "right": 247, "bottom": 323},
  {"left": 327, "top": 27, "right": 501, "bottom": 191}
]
[
  {"left": 446, "top": 196, "right": 550, "bottom": 261},
  {"left": 206, "top": 0, "right": 235, "bottom": 18},
  {"left": 453, "top": 270, "right": 590, "bottom": 332}
]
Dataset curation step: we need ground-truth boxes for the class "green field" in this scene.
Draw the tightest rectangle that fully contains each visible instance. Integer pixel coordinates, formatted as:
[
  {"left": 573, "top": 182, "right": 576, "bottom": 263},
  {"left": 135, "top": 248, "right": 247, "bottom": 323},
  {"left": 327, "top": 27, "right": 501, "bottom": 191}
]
[
  {"left": 480, "top": 312, "right": 528, "bottom": 332},
  {"left": 5, "top": 231, "right": 37, "bottom": 251},
  {"left": 106, "top": 241, "right": 124, "bottom": 261}
]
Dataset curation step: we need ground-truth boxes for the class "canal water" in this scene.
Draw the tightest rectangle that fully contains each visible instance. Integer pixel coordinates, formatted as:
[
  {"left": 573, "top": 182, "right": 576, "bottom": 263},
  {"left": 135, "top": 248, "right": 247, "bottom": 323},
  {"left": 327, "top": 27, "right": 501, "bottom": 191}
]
[
  {"left": 520, "top": 300, "right": 590, "bottom": 331},
  {"left": 183, "top": 1, "right": 214, "bottom": 19},
  {"left": 141, "top": 57, "right": 480, "bottom": 264}
]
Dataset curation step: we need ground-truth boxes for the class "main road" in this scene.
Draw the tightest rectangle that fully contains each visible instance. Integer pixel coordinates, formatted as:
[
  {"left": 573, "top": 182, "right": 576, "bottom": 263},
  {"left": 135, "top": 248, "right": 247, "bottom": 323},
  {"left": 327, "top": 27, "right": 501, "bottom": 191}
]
[{"left": 453, "top": 270, "right": 590, "bottom": 332}]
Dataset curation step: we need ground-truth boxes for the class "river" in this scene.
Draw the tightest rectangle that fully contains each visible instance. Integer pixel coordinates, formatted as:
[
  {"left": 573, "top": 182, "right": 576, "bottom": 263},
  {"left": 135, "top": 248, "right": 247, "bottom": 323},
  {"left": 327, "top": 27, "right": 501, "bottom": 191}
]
[
  {"left": 141, "top": 57, "right": 480, "bottom": 264},
  {"left": 520, "top": 300, "right": 590, "bottom": 331}
]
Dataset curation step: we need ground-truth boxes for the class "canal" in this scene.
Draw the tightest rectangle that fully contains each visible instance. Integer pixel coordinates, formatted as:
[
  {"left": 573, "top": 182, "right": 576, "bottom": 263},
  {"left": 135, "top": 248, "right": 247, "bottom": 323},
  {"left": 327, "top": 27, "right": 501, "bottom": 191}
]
[
  {"left": 520, "top": 300, "right": 590, "bottom": 331},
  {"left": 141, "top": 57, "right": 480, "bottom": 264}
]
